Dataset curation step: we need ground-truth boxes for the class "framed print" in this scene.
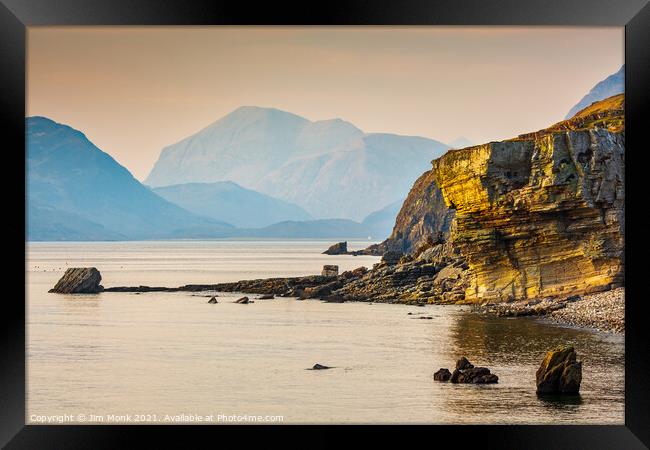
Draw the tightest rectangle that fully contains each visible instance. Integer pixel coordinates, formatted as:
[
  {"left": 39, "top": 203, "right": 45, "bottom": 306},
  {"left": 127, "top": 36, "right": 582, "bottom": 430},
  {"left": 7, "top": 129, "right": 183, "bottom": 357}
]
[{"left": 3, "top": 0, "right": 649, "bottom": 448}]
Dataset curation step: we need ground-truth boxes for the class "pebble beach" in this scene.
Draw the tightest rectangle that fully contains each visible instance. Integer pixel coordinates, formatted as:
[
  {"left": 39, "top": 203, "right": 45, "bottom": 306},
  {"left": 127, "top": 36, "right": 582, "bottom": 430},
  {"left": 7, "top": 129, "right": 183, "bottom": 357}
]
[
  {"left": 473, "top": 287, "right": 625, "bottom": 334},
  {"left": 548, "top": 288, "right": 625, "bottom": 334}
]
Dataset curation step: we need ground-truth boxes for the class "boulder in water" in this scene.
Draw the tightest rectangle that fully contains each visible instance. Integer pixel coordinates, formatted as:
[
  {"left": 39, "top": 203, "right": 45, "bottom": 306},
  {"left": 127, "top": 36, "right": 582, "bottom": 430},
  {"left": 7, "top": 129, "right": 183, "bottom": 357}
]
[
  {"left": 49, "top": 268, "right": 103, "bottom": 294},
  {"left": 446, "top": 358, "right": 498, "bottom": 384},
  {"left": 434, "top": 368, "right": 452, "bottom": 381},
  {"left": 323, "top": 242, "right": 348, "bottom": 255},
  {"left": 536, "top": 346, "right": 582, "bottom": 394}
]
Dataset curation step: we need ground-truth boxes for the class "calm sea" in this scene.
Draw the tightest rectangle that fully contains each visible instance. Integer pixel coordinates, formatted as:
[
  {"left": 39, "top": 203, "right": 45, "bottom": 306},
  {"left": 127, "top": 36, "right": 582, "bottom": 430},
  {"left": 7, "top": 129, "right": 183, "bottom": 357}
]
[{"left": 26, "top": 240, "right": 624, "bottom": 424}]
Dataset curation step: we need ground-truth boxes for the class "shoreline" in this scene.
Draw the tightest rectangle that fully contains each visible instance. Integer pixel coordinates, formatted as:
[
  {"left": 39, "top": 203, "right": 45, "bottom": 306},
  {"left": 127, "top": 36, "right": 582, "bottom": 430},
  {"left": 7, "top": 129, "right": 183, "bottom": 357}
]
[
  {"left": 105, "top": 281, "right": 625, "bottom": 334},
  {"left": 51, "top": 263, "right": 625, "bottom": 335},
  {"left": 472, "top": 288, "right": 624, "bottom": 334}
]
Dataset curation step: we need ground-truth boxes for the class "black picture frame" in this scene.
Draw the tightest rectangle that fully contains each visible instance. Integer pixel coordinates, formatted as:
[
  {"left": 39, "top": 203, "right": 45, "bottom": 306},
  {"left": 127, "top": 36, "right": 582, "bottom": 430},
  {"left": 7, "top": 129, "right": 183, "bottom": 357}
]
[{"left": 4, "top": 0, "right": 649, "bottom": 448}]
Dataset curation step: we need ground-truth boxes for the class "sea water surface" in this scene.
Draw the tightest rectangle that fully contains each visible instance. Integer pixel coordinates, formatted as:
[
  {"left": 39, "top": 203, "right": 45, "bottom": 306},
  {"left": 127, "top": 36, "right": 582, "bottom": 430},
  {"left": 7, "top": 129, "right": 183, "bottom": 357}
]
[{"left": 26, "top": 240, "right": 624, "bottom": 424}]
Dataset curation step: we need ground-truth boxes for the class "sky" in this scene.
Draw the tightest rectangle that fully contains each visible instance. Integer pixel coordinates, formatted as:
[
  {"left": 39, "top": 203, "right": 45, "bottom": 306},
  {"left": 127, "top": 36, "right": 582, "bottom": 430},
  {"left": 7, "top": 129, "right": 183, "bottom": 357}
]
[{"left": 27, "top": 26, "right": 624, "bottom": 181}]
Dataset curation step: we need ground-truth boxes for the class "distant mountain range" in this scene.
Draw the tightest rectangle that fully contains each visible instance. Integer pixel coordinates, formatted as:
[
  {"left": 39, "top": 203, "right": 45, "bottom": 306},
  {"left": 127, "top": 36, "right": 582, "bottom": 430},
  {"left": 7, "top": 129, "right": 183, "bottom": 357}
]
[
  {"left": 144, "top": 106, "right": 449, "bottom": 221},
  {"left": 26, "top": 117, "right": 400, "bottom": 241},
  {"left": 565, "top": 65, "right": 624, "bottom": 119},
  {"left": 152, "top": 181, "right": 311, "bottom": 229}
]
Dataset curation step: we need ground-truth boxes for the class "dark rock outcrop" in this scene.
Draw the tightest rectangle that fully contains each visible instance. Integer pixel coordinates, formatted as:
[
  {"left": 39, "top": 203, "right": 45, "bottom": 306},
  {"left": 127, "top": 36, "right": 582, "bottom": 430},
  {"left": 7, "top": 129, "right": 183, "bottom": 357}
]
[
  {"left": 445, "top": 357, "right": 498, "bottom": 384},
  {"left": 104, "top": 274, "right": 340, "bottom": 295},
  {"left": 323, "top": 242, "right": 348, "bottom": 255},
  {"left": 433, "top": 368, "right": 452, "bottom": 381},
  {"left": 323, "top": 241, "right": 383, "bottom": 256},
  {"left": 208, "top": 296, "right": 218, "bottom": 303},
  {"left": 300, "top": 281, "right": 343, "bottom": 299},
  {"left": 536, "top": 346, "right": 582, "bottom": 394},
  {"left": 335, "top": 243, "right": 469, "bottom": 304},
  {"left": 235, "top": 296, "right": 250, "bottom": 304},
  {"left": 49, "top": 268, "right": 103, "bottom": 294}
]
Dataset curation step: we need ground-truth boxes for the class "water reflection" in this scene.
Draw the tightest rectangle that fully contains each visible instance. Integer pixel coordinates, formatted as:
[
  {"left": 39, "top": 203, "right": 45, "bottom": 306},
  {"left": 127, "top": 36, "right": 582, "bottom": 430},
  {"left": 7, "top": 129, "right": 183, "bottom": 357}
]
[
  {"left": 433, "top": 310, "right": 624, "bottom": 424},
  {"left": 537, "top": 393, "right": 584, "bottom": 406},
  {"left": 448, "top": 312, "right": 623, "bottom": 367}
]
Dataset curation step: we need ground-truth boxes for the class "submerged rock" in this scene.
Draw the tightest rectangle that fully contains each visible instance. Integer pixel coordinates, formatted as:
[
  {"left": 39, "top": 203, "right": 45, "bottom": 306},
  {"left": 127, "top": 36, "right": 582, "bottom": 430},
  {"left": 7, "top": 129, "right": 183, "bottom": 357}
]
[
  {"left": 235, "top": 296, "right": 250, "bottom": 304},
  {"left": 49, "top": 268, "right": 103, "bottom": 294},
  {"left": 536, "top": 346, "right": 582, "bottom": 394},
  {"left": 257, "top": 294, "right": 274, "bottom": 299},
  {"left": 311, "top": 363, "right": 331, "bottom": 370},
  {"left": 434, "top": 368, "right": 452, "bottom": 381},
  {"left": 323, "top": 242, "right": 348, "bottom": 255}
]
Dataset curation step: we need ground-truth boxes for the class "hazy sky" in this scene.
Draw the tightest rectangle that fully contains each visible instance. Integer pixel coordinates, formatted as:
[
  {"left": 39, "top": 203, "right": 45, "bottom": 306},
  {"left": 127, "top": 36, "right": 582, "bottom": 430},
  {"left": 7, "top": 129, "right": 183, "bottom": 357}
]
[{"left": 27, "top": 26, "right": 623, "bottom": 180}]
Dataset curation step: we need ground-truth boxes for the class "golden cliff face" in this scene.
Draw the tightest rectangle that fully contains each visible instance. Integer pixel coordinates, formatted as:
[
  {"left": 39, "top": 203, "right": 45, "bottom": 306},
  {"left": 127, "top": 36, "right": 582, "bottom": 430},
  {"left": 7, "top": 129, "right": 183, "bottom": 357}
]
[{"left": 430, "top": 95, "right": 624, "bottom": 302}]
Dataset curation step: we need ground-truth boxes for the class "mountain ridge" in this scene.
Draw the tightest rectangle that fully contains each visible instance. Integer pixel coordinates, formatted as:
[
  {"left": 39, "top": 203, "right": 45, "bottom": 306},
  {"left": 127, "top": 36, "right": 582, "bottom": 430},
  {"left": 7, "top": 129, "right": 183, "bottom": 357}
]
[
  {"left": 26, "top": 116, "right": 234, "bottom": 241},
  {"left": 152, "top": 181, "right": 312, "bottom": 228},
  {"left": 144, "top": 106, "right": 449, "bottom": 220}
]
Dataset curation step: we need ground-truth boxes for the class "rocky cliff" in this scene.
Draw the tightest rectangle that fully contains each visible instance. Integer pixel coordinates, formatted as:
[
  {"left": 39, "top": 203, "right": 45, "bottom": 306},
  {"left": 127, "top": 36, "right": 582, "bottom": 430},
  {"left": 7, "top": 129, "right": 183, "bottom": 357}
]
[
  {"left": 383, "top": 94, "right": 624, "bottom": 303},
  {"left": 370, "top": 170, "right": 455, "bottom": 255}
]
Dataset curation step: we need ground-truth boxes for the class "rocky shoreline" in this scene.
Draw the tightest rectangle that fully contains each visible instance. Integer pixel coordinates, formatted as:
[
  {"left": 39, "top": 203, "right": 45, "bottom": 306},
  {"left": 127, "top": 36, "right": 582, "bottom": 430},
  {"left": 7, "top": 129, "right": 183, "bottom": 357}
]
[{"left": 50, "top": 263, "right": 624, "bottom": 335}]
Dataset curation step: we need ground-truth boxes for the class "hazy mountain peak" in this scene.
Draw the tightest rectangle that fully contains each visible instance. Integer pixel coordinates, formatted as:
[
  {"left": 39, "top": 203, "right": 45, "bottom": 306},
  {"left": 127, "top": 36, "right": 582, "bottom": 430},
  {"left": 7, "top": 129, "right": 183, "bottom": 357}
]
[
  {"left": 145, "top": 107, "right": 449, "bottom": 220},
  {"left": 227, "top": 105, "right": 308, "bottom": 121},
  {"left": 565, "top": 65, "right": 624, "bottom": 119},
  {"left": 27, "top": 116, "right": 86, "bottom": 143}
]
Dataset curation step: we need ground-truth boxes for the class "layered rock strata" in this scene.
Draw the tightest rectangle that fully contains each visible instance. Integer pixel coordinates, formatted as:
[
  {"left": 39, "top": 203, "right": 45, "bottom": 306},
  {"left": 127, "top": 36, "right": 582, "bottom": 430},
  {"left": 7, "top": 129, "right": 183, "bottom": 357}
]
[{"left": 431, "top": 95, "right": 624, "bottom": 302}]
